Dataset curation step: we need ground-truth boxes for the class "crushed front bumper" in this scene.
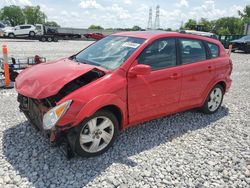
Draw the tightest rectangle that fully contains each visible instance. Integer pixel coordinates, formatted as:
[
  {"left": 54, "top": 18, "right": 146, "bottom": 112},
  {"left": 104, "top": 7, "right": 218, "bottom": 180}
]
[
  {"left": 17, "top": 94, "right": 75, "bottom": 159},
  {"left": 18, "top": 94, "right": 46, "bottom": 131}
]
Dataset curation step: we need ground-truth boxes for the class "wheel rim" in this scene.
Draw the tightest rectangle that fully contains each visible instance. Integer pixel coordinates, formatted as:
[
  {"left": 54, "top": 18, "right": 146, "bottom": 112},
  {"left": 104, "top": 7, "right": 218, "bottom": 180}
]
[
  {"left": 208, "top": 88, "right": 223, "bottom": 112},
  {"left": 79, "top": 116, "right": 114, "bottom": 153}
]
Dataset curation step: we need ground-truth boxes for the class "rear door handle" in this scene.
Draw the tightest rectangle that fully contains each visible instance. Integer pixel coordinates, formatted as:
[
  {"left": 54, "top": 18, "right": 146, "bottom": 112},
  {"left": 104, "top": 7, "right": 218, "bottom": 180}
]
[
  {"left": 170, "top": 73, "right": 181, "bottom": 80},
  {"left": 208, "top": 66, "right": 215, "bottom": 72}
]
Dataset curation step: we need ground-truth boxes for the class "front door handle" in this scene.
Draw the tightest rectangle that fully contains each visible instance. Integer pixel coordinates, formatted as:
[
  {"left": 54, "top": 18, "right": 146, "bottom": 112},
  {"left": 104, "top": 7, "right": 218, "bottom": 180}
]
[{"left": 170, "top": 73, "right": 181, "bottom": 80}]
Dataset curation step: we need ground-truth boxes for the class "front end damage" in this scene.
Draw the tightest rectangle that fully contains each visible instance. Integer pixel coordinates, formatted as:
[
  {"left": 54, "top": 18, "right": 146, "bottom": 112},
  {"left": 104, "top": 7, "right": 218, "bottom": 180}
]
[{"left": 17, "top": 68, "right": 106, "bottom": 158}]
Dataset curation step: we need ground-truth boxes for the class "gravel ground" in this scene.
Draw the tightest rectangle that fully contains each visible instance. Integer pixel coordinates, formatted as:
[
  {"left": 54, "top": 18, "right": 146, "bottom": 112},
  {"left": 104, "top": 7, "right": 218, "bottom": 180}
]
[{"left": 0, "top": 39, "right": 249, "bottom": 188}]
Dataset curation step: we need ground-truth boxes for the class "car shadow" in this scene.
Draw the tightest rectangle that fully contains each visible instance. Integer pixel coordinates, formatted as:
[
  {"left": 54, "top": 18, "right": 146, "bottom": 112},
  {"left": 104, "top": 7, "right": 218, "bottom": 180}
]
[{"left": 3, "top": 106, "right": 229, "bottom": 187}]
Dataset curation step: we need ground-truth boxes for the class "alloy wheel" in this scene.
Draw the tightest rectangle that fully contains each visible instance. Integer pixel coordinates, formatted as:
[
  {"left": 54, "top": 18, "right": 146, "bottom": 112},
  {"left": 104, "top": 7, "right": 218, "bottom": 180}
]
[
  {"left": 79, "top": 116, "right": 114, "bottom": 153},
  {"left": 208, "top": 87, "right": 223, "bottom": 112}
]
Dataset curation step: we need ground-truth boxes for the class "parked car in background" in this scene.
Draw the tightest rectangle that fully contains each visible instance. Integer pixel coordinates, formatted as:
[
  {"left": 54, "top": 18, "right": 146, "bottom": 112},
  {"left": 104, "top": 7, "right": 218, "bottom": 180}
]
[
  {"left": 0, "top": 23, "right": 4, "bottom": 37},
  {"left": 3, "top": 24, "right": 37, "bottom": 38},
  {"left": 218, "top": 35, "right": 245, "bottom": 49},
  {"left": 0, "top": 22, "right": 10, "bottom": 36},
  {"left": 84, "top": 33, "right": 105, "bottom": 40},
  {"left": 180, "top": 30, "right": 218, "bottom": 39},
  {"left": 230, "top": 35, "right": 250, "bottom": 53},
  {"left": 16, "top": 31, "right": 232, "bottom": 158},
  {"left": 0, "top": 22, "right": 5, "bottom": 30}
]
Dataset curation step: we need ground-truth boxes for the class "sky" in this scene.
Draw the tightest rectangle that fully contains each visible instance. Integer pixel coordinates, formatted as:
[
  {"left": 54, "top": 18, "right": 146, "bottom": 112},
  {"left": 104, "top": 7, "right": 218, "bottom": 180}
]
[{"left": 0, "top": 0, "right": 250, "bottom": 29}]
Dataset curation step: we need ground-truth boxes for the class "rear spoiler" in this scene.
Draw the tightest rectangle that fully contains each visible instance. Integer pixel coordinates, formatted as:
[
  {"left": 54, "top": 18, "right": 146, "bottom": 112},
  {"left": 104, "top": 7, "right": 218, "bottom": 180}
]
[{"left": 227, "top": 44, "right": 232, "bottom": 56}]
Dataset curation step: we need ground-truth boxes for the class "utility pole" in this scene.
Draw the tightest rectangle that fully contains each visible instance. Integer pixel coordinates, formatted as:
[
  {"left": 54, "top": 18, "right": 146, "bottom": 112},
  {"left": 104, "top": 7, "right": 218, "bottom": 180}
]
[
  {"left": 154, "top": 5, "right": 160, "bottom": 29},
  {"left": 147, "top": 7, "right": 153, "bottom": 30}
]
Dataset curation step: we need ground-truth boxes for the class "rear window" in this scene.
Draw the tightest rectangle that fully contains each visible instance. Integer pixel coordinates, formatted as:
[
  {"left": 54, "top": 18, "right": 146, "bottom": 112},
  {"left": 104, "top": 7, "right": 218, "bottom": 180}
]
[
  {"left": 180, "top": 38, "right": 207, "bottom": 64},
  {"left": 208, "top": 42, "right": 219, "bottom": 58}
]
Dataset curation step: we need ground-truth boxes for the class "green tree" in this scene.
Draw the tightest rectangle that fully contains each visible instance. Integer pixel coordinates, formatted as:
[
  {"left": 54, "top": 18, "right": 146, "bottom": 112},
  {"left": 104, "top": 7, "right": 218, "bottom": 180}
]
[
  {"left": 0, "top": 5, "right": 25, "bottom": 26},
  {"left": 238, "top": 5, "right": 250, "bottom": 22},
  {"left": 184, "top": 19, "right": 197, "bottom": 30},
  {"left": 213, "top": 17, "right": 243, "bottom": 35},
  {"left": 23, "top": 6, "right": 47, "bottom": 24},
  {"left": 131, "top": 25, "right": 142, "bottom": 31},
  {"left": 88, "top": 25, "right": 104, "bottom": 30},
  {"left": 198, "top": 18, "right": 215, "bottom": 32},
  {"left": 44, "top": 21, "right": 60, "bottom": 27}
]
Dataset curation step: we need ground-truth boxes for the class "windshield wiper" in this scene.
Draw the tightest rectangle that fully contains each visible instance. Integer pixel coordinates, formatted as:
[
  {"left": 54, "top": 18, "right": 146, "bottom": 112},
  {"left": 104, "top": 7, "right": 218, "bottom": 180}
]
[
  {"left": 80, "top": 58, "right": 101, "bottom": 67},
  {"left": 70, "top": 55, "right": 85, "bottom": 64},
  {"left": 70, "top": 55, "right": 101, "bottom": 67}
]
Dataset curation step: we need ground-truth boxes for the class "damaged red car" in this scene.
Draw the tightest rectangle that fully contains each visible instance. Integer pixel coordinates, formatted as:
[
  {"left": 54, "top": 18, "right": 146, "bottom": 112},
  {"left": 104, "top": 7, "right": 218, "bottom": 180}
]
[{"left": 16, "top": 31, "right": 232, "bottom": 157}]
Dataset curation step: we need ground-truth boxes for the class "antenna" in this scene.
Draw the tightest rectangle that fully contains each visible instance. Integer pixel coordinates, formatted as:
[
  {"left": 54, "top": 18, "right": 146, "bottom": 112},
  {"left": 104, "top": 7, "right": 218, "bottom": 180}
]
[
  {"left": 147, "top": 7, "right": 153, "bottom": 30},
  {"left": 154, "top": 5, "right": 160, "bottom": 29}
]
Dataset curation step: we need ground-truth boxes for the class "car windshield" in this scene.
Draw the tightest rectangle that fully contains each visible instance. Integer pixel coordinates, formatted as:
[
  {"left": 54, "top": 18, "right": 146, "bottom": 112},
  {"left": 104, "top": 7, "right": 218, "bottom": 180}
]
[
  {"left": 73, "top": 36, "right": 145, "bottom": 70},
  {"left": 241, "top": 36, "right": 250, "bottom": 41}
]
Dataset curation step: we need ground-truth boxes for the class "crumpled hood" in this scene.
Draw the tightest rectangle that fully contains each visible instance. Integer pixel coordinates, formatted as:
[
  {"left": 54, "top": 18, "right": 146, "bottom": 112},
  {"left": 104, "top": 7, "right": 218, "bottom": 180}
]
[{"left": 15, "top": 58, "right": 105, "bottom": 99}]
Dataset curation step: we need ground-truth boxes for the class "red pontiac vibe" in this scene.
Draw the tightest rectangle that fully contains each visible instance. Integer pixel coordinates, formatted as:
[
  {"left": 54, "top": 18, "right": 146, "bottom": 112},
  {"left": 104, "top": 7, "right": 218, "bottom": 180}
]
[{"left": 16, "top": 31, "right": 232, "bottom": 157}]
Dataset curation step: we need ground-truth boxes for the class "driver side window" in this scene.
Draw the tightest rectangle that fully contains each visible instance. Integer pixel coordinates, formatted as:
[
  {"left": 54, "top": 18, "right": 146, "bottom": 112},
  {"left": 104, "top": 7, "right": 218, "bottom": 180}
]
[{"left": 138, "top": 38, "right": 177, "bottom": 70}]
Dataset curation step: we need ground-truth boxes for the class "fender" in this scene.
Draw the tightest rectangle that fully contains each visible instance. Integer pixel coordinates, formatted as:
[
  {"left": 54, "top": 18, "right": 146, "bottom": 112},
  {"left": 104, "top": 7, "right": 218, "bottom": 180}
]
[
  {"left": 73, "top": 94, "right": 127, "bottom": 127},
  {"left": 201, "top": 78, "right": 227, "bottom": 106}
]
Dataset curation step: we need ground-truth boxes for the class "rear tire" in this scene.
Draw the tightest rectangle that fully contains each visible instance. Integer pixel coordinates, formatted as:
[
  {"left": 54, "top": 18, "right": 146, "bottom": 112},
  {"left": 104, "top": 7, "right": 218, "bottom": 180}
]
[
  {"left": 40, "top": 36, "right": 46, "bottom": 42},
  {"left": 74, "top": 110, "right": 119, "bottom": 157},
  {"left": 200, "top": 84, "right": 224, "bottom": 114},
  {"left": 29, "top": 31, "right": 35, "bottom": 37},
  {"left": 53, "top": 37, "right": 58, "bottom": 42},
  {"left": 47, "top": 37, "right": 53, "bottom": 42}
]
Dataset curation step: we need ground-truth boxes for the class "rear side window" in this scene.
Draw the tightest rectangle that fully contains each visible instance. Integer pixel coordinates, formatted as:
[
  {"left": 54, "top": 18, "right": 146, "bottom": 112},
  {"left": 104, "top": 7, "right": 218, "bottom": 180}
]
[
  {"left": 180, "top": 38, "right": 207, "bottom": 64},
  {"left": 20, "top": 26, "right": 31, "bottom": 29},
  {"left": 208, "top": 42, "right": 219, "bottom": 58},
  {"left": 138, "top": 38, "right": 177, "bottom": 70}
]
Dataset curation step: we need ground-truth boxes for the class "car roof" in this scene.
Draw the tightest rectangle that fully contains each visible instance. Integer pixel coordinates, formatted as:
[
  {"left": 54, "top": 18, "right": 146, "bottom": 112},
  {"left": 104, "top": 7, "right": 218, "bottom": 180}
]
[
  {"left": 17, "top": 24, "right": 33, "bottom": 26},
  {"left": 112, "top": 31, "right": 221, "bottom": 45},
  {"left": 112, "top": 31, "right": 167, "bottom": 38}
]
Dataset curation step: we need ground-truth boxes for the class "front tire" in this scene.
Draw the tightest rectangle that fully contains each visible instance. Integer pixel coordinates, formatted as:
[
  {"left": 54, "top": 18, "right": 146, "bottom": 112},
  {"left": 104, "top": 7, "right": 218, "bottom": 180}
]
[
  {"left": 8, "top": 33, "right": 15, "bottom": 38},
  {"left": 10, "top": 71, "right": 19, "bottom": 82},
  {"left": 200, "top": 84, "right": 224, "bottom": 114},
  {"left": 74, "top": 110, "right": 119, "bottom": 157}
]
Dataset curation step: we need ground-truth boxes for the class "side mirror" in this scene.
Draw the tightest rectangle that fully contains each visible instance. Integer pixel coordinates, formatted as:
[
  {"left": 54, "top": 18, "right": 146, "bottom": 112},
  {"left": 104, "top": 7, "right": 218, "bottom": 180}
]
[{"left": 128, "top": 63, "right": 151, "bottom": 77}]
